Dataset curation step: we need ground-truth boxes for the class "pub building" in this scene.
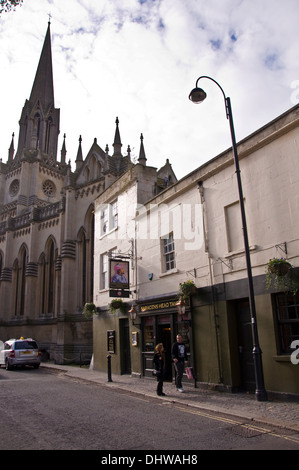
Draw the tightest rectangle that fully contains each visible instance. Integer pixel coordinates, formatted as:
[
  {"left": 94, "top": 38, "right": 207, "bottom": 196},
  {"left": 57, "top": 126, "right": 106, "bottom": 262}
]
[{"left": 93, "top": 105, "right": 299, "bottom": 398}]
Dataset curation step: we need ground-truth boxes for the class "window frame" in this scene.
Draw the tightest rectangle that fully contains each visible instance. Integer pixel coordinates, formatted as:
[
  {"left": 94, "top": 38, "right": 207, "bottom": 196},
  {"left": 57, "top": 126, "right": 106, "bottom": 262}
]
[
  {"left": 111, "top": 200, "right": 118, "bottom": 230},
  {"left": 273, "top": 292, "right": 299, "bottom": 354},
  {"left": 162, "top": 232, "right": 176, "bottom": 272},
  {"left": 100, "top": 249, "right": 116, "bottom": 290},
  {"left": 100, "top": 200, "right": 118, "bottom": 236},
  {"left": 100, "top": 253, "right": 109, "bottom": 290}
]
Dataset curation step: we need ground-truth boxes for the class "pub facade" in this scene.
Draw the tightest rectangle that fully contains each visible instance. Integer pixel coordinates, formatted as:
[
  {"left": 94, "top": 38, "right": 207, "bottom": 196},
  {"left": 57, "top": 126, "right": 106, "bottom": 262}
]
[{"left": 93, "top": 105, "right": 299, "bottom": 397}]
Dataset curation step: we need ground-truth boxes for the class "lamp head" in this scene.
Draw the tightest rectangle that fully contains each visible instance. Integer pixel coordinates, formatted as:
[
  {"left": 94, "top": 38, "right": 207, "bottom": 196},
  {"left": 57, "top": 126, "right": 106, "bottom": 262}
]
[
  {"left": 189, "top": 87, "right": 207, "bottom": 104},
  {"left": 129, "top": 305, "right": 137, "bottom": 321}
]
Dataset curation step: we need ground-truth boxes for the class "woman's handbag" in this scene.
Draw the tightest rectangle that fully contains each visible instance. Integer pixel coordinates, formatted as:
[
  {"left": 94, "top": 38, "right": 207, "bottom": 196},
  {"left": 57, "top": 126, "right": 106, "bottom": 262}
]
[{"left": 185, "top": 366, "right": 195, "bottom": 380}]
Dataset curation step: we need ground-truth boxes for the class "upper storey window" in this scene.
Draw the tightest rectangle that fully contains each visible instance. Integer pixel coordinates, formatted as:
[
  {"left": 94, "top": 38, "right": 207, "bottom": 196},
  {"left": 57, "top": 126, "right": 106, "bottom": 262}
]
[
  {"left": 100, "top": 200, "right": 118, "bottom": 236},
  {"left": 162, "top": 232, "right": 176, "bottom": 272}
]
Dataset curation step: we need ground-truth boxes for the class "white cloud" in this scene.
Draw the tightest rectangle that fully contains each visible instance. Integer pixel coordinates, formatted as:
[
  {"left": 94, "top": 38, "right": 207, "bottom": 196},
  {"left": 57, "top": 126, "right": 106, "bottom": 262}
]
[{"left": 0, "top": 0, "right": 298, "bottom": 178}]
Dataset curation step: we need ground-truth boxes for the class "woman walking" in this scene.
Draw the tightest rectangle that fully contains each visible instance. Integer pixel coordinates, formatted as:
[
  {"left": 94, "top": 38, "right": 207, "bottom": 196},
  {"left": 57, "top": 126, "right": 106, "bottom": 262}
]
[{"left": 153, "top": 343, "right": 166, "bottom": 396}]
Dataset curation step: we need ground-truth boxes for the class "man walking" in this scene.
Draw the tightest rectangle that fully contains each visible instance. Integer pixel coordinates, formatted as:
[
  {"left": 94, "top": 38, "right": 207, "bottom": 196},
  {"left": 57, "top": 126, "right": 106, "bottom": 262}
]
[{"left": 172, "top": 334, "right": 188, "bottom": 392}]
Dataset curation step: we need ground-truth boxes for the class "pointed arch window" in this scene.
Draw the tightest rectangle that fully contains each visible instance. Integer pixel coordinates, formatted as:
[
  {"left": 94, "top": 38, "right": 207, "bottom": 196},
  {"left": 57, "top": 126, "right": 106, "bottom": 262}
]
[
  {"left": 40, "top": 254, "right": 46, "bottom": 314},
  {"left": 48, "top": 240, "right": 55, "bottom": 313},
  {"left": 13, "top": 246, "right": 27, "bottom": 316},
  {"left": 34, "top": 113, "right": 41, "bottom": 150},
  {"left": 77, "top": 207, "right": 94, "bottom": 307},
  {"left": 39, "top": 238, "right": 56, "bottom": 315},
  {"left": 45, "top": 117, "right": 53, "bottom": 154},
  {"left": 88, "top": 155, "right": 102, "bottom": 181},
  {"left": 12, "top": 259, "right": 19, "bottom": 316}
]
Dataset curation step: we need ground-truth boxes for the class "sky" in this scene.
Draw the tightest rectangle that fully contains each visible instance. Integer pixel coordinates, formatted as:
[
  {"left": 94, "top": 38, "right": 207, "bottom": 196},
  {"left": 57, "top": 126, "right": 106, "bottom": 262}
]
[{"left": 1, "top": 0, "right": 299, "bottom": 179}]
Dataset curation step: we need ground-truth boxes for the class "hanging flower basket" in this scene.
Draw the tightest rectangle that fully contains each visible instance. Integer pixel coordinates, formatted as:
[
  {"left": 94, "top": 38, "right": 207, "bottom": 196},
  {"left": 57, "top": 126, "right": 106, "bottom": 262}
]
[
  {"left": 179, "top": 280, "right": 196, "bottom": 299},
  {"left": 82, "top": 302, "right": 97, "bottom": 319},
  {"left": 266, "top": 258, "right": 298, "bottom": 294},
  {"left": 109, "top": 298, "right": 127, "bottom": 314},
  {"left": 267, "top": 258, "right": 291, "bottom": 276}
]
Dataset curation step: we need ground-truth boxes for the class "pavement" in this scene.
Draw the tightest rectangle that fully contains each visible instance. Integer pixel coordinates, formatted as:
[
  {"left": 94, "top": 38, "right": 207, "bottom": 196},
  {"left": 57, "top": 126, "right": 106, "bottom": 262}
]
[{"left": 41, "top": 362, "right": 299, "bottom": 434}]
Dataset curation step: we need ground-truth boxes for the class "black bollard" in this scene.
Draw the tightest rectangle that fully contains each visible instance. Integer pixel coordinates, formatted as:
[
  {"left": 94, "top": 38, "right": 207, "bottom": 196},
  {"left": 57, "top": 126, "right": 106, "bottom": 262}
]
[{"left": 107, "top": 354, "right": 112, "bottom": 382}]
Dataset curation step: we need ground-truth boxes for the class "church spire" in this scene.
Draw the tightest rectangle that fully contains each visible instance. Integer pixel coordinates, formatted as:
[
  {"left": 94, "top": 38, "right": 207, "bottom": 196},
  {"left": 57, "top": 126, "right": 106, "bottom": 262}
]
[
  {"left": 8, "top": 133, "right": 15, "bottom": 162},
  {"left": 61, "top": 133, "right": 67, "bottom": 164},
  {"left": 29, "top": 21, "right": 54, "bottom": 108},
  {"left": 15, "top": 22, "right": 60, "bottom": 161},
  {"left": 112, "top": 117, "right": 122, "bottom": 157},
  {"left": 138, "top": 133, "right": 147, "bottom": 166},
  {"left": 75, "top": 135, "right": 83, "bottom": 171}
]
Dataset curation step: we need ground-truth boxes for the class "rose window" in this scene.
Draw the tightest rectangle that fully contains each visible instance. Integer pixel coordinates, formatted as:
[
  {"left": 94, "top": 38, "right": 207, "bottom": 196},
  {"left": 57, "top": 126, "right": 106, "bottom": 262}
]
[
  {"left": 9, "top": 179, "right": 20, "bottom": 196},
  {"left": 42, "top": 180, "right": 56, "bottom": 197}
]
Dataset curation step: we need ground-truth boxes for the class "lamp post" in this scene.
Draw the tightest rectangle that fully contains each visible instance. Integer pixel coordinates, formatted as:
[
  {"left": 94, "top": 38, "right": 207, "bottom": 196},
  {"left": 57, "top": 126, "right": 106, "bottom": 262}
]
[{"left": 189, "top": 76, "right": 267, "bottom": 401}]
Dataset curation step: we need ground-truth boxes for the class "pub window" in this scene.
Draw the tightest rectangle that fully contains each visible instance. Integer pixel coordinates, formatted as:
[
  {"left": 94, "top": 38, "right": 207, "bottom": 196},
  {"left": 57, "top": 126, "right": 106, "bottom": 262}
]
[
  {"left": 101, "top": 253, "right": 108, "bottom": 290},
  {"left": 101, "top": 206, "right": 109, "bottom": 235},
  {"left": 100, "top": 202, "right": 118, "bottom": 235},
  {"left": 100, "top": 250, "right": 115, "bottom": 290},
  {"left": 143, "top": 317, "right": 154, "bottom": 352},
  {"left": 274, "top": 292, "right": 299, "bottom": 354},
  {"left": 111, "top": 200, "right": 118, "bottom": 229},
  {"left": 162, "top": 232, "right": 176, "bottom": 272}
]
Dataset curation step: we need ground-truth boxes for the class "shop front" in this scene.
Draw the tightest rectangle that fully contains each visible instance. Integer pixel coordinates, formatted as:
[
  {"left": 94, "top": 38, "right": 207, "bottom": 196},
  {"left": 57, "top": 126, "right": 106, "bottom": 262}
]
[{"left": 138, "top": 297, "right": 192, "bottom": 381}]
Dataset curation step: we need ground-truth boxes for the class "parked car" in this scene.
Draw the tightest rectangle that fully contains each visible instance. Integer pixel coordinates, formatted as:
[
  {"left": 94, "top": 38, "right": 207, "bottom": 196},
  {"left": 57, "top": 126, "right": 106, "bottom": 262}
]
[{"left": 0, "top": 338, "right": 41, "bottom": 370}]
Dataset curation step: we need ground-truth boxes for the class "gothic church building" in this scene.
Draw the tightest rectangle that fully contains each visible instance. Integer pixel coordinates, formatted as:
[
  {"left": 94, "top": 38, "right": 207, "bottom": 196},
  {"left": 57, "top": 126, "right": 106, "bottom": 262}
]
[{"left": 0, "top": 23, "right": 175, "bottom": 363}]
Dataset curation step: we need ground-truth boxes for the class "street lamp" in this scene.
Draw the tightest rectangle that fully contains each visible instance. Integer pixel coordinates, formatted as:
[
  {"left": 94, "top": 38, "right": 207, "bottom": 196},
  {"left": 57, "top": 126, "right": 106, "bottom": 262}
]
[
  {"left": 176, "top": 297, "right": 186, "bottom": 321},
  {"left": 129, "top": 304, "right": 141, "bottom": 327},
  {"left": 189, "top": 76, "right": 268, "bottom": 401}
]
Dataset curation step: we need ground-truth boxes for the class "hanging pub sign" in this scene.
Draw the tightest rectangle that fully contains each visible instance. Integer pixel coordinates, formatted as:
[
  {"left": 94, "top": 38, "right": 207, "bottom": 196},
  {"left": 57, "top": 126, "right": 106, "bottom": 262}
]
[{"left": 109, "top": 259, "right": 130, "bottom": 298}]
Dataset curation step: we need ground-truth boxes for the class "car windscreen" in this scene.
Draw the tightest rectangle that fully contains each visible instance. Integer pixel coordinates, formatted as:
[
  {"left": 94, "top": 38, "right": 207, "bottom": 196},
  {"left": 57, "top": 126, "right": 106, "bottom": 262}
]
[{"left": 14, "top": 341, "right": 38, "bottom": 350}]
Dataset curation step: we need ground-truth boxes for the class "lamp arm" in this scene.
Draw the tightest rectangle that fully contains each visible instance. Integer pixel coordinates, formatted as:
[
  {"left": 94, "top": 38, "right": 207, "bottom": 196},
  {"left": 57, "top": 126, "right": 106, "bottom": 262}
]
[{"left": 195, "top": 75, "right": 230, "bottom": 119}]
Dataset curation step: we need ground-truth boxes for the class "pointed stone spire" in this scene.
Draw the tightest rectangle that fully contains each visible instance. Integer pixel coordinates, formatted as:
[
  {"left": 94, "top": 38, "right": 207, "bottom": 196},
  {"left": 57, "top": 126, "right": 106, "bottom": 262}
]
[
  {"left": 61, "top": 133, "right": 67, "bottom": 164},
  {"left": 138, "top": 133, "right": 147, "bottom": 166},
  {"left": 15, "top": 22, "right": 60, "bottom": 160},
  {"left": 112, "top": 117, "right": 122, "bottom": 157},
  {"left": 75, "top": 135, "right": 83, "bottom": 171},
  {"left": 8, "top": 133, "right": 15, "bottom": 161},
  {"left": 29, "top": 21, "right": 54, "bottom": 109}
]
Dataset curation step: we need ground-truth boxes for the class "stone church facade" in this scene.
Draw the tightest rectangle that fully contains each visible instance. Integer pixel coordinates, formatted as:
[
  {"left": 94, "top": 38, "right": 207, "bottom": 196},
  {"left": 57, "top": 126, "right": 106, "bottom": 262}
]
[{"left": 0, "top": 23, "right": 175, "bottom": 363}]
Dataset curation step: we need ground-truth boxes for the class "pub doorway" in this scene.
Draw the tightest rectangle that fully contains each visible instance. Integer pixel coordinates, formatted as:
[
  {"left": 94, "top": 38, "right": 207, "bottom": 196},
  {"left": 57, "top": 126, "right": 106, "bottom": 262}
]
[
  {"left": 120, "top": 318, "right": 131, "bottom": 374},
  {"left": 142, "top": 312, "right": 175, "bottom": 380},
  {"left": 157, "top": 323, "right": 172, "bottom": 381},
  {"left": 235, "top": 299, "right": 256, "bottom": 393}
]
